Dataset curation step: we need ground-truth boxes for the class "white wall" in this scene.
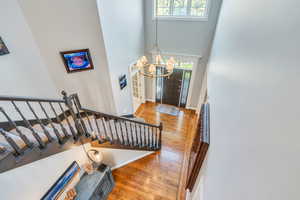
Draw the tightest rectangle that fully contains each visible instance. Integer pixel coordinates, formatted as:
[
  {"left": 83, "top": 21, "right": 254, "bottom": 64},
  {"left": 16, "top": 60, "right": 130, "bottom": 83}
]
[
  {"left": 0, "top": 0, "right": 60, "bottom": 122},
  {"left": 144, "top": 0, "right": 222, "bottom": 107},
  {"left": 97, "top": 0, "right": 145, "bottom": 115},
  {"left": 0, "top": 0, "right": 58, "bottom": 98},
  {"left": 198, "top": 0, "right": 300, "bottom": 200},
  {"left": 0, "top": 143, "right": 153, "bottom": 200},
  {"left": 0, "top": 1, "right": 154, "bottom": 199},
  {"left": 18, "top": 0, "right": 116, "bottom": 114}
]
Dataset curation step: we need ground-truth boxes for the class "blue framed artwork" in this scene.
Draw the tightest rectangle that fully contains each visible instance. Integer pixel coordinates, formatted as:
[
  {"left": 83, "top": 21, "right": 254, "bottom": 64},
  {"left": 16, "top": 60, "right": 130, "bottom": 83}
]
[
  {"left": 0, "top": 37, "right": 9, "bottom": 56},
  {"left": 119, "top": 74, "right": 127, "bottom": 90},
  {"left": 60, "top": 49, "right": 94, "bottom": 73},
  {"left": 41, "top": 161, "right": 80, "bottom": 200}
]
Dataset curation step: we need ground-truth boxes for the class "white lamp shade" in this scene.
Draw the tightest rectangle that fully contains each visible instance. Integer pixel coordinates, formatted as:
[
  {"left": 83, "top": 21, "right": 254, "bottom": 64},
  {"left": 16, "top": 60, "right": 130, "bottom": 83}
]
[{"left": 87, "top": 149, "right": 103, "bottom": 164}]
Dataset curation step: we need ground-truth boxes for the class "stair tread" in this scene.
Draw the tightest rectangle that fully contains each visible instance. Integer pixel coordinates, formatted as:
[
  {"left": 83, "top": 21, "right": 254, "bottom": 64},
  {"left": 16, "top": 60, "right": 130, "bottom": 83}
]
[{"left": 0, "top": 130, "right": 27, "bottom": 149}]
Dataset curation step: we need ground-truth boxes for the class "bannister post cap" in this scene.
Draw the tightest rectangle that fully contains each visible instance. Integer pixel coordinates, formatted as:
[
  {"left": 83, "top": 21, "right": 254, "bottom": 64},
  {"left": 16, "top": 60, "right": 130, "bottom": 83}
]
[
  {"left": 61, "top": 90, "right": 68, "bottom": 97},
  {"left": 159, "top": 122, "right": 163, "bottom": 129}
]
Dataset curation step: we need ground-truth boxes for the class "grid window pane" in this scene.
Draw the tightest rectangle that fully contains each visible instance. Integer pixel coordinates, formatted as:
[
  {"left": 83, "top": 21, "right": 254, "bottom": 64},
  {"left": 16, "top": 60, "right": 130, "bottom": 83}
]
[
  {"left": 156, "top": 0, "right": 171, "bottom": 16},
  {"left": 190, "top": 0, "right": 207, "bottom": 17},
  {"left": 155, "top": 0, "right": 208, "bottom": 18},
  {"left": 173, "top": 0, "right": 188, "bottom": 16}
]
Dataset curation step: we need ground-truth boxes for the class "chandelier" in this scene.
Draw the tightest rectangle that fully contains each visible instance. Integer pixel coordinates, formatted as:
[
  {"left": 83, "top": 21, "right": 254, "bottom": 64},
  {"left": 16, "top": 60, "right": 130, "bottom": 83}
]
[{"left": 135, "top": 1, "right": 176, "bottom": 78}]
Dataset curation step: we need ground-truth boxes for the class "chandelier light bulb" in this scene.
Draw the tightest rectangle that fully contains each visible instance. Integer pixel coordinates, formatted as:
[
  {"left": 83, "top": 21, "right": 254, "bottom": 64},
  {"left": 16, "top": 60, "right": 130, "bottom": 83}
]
[
  {"left": 166, "top": 63, "right": 174, "bottom": 72},
  {"left": 149, "top": 64, "right": 156, "bottom": 73},
  {"left": 141, "top": 56, "right": 148, "bottom": 64},
  {"left": 136, "top": 59, "right": 143, "bottom": 69},
  {"left": 169, "top": 57, "right": 176, "bottom": 64},
  {"left": 156, "top": 55, "right": 162, "bottom": 64}
]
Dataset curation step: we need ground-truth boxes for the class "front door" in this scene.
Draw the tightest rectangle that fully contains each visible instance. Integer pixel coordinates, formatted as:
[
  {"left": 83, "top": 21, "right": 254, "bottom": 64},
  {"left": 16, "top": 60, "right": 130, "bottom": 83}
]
[
  {"left": 162, "top": 69, "right": 183, "bottom": 106},
  {"left": 156, "top": 68, "right": 192, "bottom": 107}
]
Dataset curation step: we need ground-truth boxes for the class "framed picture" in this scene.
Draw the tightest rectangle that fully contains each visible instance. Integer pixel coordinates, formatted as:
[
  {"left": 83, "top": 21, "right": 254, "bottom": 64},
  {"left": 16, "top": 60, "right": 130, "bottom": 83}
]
[
  {"left": 41, "top": 161, "right": 80, "bottom": 200},
  {"left": 0, "top": 37, "right": 9, "bottom": 56},
  {"left": 60, "top": 49, "right": 94, "bottom": 73},
  {"left": 119, "top": 74, "right": 127, "bottom": 90}
]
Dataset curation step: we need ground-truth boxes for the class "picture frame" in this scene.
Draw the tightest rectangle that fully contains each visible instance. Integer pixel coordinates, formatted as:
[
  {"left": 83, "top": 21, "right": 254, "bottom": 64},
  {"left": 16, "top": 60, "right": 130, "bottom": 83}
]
[
  {"left": 60, "top": 49, "right": 94, "bottom": 73},
  {"left": 119, "top": 74, "right": 127, "bottom": 90},
  {"left": 0, "top": 37, "right": 9, "bottom": 56},
  {"left": 41, "top": 161, "right": 80, "bottom": 200}
]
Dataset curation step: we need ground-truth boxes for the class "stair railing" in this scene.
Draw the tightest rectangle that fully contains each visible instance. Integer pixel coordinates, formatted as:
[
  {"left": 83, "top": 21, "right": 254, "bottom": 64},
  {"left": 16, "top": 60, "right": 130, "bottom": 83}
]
[
  {"left": 0, "top": 95, "right": 78, "bottom": 151},
  {"left": 0, "top": 91, "right": 162, "bottom": 173},
  {"left": 67, "top": 92, "right": 163, "bottom": 150}
]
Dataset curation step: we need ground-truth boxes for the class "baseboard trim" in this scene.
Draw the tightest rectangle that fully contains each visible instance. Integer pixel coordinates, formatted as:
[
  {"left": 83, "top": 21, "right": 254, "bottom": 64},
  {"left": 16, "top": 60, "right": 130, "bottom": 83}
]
[
  {"left": 185, "top": 106, "right": 197, "bottom": 110},
  {"left": 111, "top": 151, "right": 154, "bottom": 170},
  {"left": 146, "top": 98, "right": 156, "bottom": 103}
]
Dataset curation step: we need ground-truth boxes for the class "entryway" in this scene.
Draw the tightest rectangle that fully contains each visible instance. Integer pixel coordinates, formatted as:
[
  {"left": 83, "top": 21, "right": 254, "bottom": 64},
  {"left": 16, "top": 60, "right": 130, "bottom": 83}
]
[{"left": 155, "top": 61, "right": 193, "bottom": 108}]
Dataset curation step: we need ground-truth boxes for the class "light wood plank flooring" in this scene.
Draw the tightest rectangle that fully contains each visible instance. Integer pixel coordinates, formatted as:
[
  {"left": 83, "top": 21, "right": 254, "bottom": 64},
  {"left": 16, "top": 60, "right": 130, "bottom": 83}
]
[{"left": 107, "top": 102, "right": 197, "bottom": 200}]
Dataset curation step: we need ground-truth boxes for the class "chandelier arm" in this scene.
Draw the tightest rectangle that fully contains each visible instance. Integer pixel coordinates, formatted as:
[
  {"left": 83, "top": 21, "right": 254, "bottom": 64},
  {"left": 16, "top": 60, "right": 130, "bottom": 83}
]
[{"left": 138, "top": 70, "right": 174, "bottom": 78}]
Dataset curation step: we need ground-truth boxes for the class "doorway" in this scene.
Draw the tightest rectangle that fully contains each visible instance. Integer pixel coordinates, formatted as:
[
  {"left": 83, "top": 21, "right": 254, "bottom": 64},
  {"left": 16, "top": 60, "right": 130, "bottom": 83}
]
[
  {"left": 130, "top": 64, "right": 145, "bottom": 113},
  {"left": 156, "top": 62, "right": 193, "bottom": 108}
]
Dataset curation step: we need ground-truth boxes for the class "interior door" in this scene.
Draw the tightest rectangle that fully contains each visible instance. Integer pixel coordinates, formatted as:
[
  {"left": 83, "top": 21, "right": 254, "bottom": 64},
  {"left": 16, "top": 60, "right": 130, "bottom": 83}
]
[
  {"left": 131, "top": 71, "right": 144, "bottom": 112},
  {"left": 162, "top": 68, "right": 183, "bottom": 106}
]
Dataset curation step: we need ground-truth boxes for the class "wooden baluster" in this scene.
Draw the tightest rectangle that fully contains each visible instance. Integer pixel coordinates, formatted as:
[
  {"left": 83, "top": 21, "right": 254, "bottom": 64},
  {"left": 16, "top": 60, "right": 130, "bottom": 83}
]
[
  {"left": 129, "top": 122, "right": 134, "bottom": 147},
  {"left": 125, "top": 121, "right": 131, "bottom": 146},
  {"left": 58, "top": 103, "right": 77, "bottom": 140},
  {"left": 148, "top": 127, "right": 151, "bottom": 149},
  {"left": 135, "top": 123, "right": 140, "bottom": 147},
  {"left": 119, "top": 120, "right": 126, "bottom": 144},
  {"left": 0, "top": 128, "right": 23, "bottom": 155},
  {"left": 132, "top": 123, "right": 141, "bottom": 146},
  {"left": 49, "top": 103, "right": 69, "bottom": 138},
  {"left": 143, "top": 125, "right": 147, "bottom": 147},
  {"left": 72, "top": 98, "right": 89, "bottom": 137},
  {"left": 156, "top": 127, "right": 159, "bottom": 149},
  {"left": 100, "top": 118, "right": 109, "bottom": 141},
  {"left": 0, "top": 107, "right": 33, "bottom": 148},
  {"left": 83, "top": 111, "right": 94, "bottom": 134},
  {"left": 26, "top": 101, "right": 53, "bottom": 142},
  {"left": 93, "top": 115, "right": 102, "bottom": 141},
  {"left": 124, "top": 121, "right": 130, "bottom": 146},
  {"left": 106, "top": 117, "right": 115, "bottom": 143},
  {"left": 11, "top": 101, "right": 46, "bottom": 148},
  {"left": 151, "top": 127, "right": 155, "bottom": 148},
  {"left": 139, "top": 124, "right": 143, "bottom": 147},
  {"left": 38, "top": 102, "right": 63, "bottom": 143},
  {"left": 151, "top": 127, "right": 155, "bottom": 149},
  {"left": 113, "top": 120, "right": 122, "bottom": 144}
]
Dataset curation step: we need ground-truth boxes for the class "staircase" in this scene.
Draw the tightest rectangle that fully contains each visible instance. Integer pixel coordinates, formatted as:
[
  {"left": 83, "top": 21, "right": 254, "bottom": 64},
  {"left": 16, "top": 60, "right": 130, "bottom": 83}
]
[{"left": 0, "top": 91, "right": 162, "bottom": 173}]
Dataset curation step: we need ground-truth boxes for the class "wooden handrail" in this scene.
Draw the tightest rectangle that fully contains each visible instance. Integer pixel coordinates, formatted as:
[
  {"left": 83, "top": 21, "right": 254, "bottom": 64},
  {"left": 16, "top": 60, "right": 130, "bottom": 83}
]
[
  {"left": 68, "top": 93, "right": 161, "bottom": 128},
  {"left": 0, "top": 95, "right": 64, "bottom": 103},
  {"left": 186, "top": 103, "right": 210, "bottom": 191}
]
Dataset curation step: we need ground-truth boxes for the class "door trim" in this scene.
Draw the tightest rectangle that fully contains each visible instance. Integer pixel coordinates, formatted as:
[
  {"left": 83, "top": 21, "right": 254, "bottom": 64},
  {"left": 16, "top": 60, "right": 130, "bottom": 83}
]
[
  {"left": 129, "top": 62, "right": 145, "bottom": 113},
  {"left": 151, "top": 53, "right": 202, "bottom": 108}
]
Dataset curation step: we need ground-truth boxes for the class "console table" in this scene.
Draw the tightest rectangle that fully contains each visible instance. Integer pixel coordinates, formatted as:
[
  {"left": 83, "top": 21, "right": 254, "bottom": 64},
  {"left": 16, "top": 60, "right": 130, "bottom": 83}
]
[{"left": 75, "top": 164, "right": 115, "bottom": 200}]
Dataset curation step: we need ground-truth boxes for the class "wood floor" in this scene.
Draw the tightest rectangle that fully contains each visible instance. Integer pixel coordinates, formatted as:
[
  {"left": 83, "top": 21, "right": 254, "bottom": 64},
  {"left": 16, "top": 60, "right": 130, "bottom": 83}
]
[{"left": 107, "top": 102, "right": 197, "bottom": 200}]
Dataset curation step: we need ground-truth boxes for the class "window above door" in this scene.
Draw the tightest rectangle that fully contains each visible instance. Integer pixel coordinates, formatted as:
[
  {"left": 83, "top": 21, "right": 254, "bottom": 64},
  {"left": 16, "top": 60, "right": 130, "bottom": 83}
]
[{"left": 153, "top": 0, "right": 210, "bottom": 21}]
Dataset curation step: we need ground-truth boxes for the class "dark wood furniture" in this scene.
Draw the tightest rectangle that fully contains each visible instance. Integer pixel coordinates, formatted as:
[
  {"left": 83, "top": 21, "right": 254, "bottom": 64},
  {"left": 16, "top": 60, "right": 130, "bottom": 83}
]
[{"left": 75, "top": 164, "right": 114, "bottom": 200}]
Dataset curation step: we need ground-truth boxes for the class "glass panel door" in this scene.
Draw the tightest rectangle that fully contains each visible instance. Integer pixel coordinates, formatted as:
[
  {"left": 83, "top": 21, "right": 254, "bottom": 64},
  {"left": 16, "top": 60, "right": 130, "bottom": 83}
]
[
  {"left": 156, "top": 67, "right": 164, "bottom": 103},
  {"left": 179, "top": 70, "right": 192, "bottom": 107}
]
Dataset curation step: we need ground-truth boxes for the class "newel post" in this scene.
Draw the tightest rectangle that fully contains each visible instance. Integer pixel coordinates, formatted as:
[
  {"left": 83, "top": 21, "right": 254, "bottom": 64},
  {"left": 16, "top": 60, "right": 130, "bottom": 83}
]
[
  {"left": 159, "top": 122, "right": 163, "bottom": 149},
  {"left": 62, "top": 91, "right": 84, "bottom": 137}
]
